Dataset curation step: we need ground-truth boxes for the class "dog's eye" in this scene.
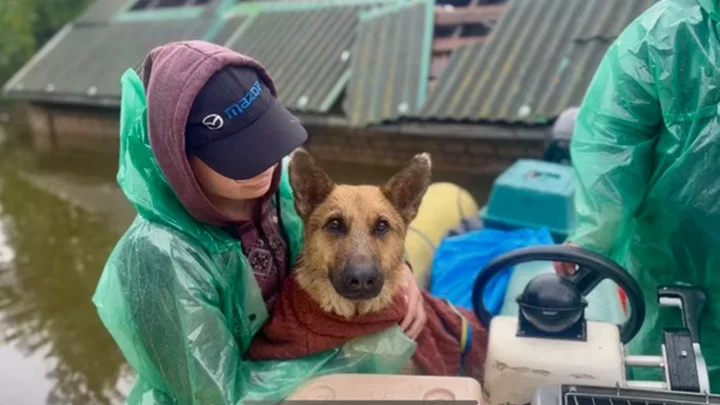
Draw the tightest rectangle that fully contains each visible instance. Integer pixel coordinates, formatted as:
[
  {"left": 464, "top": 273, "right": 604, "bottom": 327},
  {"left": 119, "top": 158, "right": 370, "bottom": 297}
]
[
  {"left": 374, "top": 219, "right": 390, "bottom": 235},
  {"left": 325, "top": 217, "right": 345, "bottom": 234}
]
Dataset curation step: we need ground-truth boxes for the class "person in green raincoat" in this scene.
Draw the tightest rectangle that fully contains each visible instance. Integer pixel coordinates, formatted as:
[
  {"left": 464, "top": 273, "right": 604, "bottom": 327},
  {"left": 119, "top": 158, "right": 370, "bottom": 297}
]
[
  {"left": 92, "top": 41, "right": 426, "bottom": 405},
  {"left": 554, "top": 0, "right": 720, "bottom": 392}
]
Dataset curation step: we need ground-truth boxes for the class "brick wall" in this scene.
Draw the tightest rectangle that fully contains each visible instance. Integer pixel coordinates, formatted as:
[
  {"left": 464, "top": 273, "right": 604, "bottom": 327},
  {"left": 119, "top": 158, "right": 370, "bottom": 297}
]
[
  {"left": 25, "top": 103, "right": 119, "bottom": 156},
  {"left": 306, "top": 125, "right": 547, "bottom": 175},
  {"left": 25, "top": 104, "right": 55, "bottom": 152},
  {"left": 22, "top": 103, "right": 548, "bottom": 177}
]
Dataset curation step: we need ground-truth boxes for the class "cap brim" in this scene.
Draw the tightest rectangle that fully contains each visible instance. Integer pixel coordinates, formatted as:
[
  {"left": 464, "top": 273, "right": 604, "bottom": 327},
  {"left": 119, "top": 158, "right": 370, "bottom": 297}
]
[{"left": 193, "top": 99, "right": 308, "bottom": 180}]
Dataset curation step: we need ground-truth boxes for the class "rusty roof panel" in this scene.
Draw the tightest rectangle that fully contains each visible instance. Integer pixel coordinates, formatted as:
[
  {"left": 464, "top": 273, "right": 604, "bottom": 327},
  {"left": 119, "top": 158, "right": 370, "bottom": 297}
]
[
  {"left": 345, "top": 0, "right": 433, "bottom": 127},
  {"left": 419, "top": 0, "right": 657, "bottom": 124},
  {"left": 226, "top": 5, "right": 365, "bottom": 113}
]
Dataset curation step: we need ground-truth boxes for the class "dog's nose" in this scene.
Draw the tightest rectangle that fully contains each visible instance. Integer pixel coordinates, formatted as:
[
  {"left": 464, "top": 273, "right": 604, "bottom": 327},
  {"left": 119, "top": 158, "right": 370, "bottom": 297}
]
[
  {"left": 334, "top": 265, "right": 384, "bottom": 299},
  {"left": 345, "top": 266, "right": 378, "bottom": 292}
]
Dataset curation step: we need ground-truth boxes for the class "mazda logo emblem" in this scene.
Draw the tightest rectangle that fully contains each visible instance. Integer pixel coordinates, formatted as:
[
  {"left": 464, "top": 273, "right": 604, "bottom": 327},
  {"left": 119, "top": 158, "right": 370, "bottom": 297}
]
[{"left": 202, "top": 114, "right": 224, "bottom": 131}]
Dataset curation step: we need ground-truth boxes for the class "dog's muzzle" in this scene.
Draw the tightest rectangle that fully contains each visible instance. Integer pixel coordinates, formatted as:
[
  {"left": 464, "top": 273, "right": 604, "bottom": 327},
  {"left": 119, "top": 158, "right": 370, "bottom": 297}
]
[{"left": 330, "top": 264, "right": 385, "bottom": 300}]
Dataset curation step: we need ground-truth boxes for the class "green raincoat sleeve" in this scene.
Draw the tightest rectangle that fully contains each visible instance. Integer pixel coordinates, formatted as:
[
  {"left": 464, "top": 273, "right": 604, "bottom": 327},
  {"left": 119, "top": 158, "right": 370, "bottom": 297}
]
[
  {"left": 92, "top": 69, "right": 416, "bottom": 405},
  {"left": 569, "top": 25, "right": 662, "bottom": 257}
]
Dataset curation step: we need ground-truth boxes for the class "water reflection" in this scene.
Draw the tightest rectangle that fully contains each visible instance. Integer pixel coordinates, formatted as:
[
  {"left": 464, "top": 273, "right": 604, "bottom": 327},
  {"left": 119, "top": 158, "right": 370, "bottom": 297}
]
[
  {"left": 0, "top": 213, "right": 15, "bottom": 265},
  {"left": 0, "top": 136, "right": 128, "bottom": 405}
]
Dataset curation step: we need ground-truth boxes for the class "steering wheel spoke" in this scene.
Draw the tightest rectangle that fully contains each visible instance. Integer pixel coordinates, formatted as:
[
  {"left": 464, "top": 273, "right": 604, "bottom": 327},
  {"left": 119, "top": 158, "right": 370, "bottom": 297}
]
[{"left": 566, "top": 265, "right": 607, "bottom": 296}]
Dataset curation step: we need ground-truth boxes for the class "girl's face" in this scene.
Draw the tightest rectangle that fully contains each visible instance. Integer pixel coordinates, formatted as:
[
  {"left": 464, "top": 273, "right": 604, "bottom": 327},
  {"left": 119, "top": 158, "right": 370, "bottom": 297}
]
[{"left": 190, "top": 156, "right": 276, "bottom": 201}]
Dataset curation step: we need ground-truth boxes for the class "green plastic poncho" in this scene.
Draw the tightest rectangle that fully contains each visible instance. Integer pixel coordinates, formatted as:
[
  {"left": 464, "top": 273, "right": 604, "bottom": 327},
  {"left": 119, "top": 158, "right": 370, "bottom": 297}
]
[
  {"left": 91, "top": 69, "right": 415, "bottom": 405},
  {"left": 570, "top": 0, "right": 720, "bottom": 391}
]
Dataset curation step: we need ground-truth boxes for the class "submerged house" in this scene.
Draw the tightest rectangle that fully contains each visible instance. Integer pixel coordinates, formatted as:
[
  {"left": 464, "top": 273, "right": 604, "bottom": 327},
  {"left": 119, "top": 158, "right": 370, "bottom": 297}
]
[{"left": 2, "top": 0, "right": 655, "bottom": 174}]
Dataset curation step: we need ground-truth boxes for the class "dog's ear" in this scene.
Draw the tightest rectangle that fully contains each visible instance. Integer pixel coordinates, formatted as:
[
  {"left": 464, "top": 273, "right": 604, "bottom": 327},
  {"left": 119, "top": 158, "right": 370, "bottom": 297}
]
[
  {"left": 289, "top": 148, "right": 336, "bottom": 218},
  {"left": 380, "top": 153, "right": 432, "bottom": 224}
]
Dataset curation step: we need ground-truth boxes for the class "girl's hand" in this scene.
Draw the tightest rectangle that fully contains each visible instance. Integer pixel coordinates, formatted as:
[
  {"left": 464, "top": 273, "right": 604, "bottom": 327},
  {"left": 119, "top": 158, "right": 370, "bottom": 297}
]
[
  {"left": 553, "top": 242, "right": 580, "bottom": 275},
  {"left": 399, "top": 263, "right": 426, "bottom": 340}
]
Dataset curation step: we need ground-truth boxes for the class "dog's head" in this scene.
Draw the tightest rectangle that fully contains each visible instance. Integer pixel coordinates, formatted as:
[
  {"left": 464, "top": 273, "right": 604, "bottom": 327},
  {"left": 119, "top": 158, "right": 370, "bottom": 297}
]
[{"left": 289, "top": 149, "right": 431, "bottom": 318}]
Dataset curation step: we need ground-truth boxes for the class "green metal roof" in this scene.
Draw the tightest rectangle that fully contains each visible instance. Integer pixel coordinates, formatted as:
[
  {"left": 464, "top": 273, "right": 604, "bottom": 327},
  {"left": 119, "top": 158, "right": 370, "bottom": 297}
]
[
  {"left": 224, "top": 4, "right": 369, "bottom": 113},
  {"left": 344, "top": 0, "right": 433, "bottom": 127},
  {"left": 1, "top": 0, "right": 664, "bottom": 130},
  {"left": 209, "top": 15, "right": 247, "bottom": 44},
  {"left": 3, "top": 18, "right": 213, "bottom": 107},
  {"left": 231, "top": 0, "right": 397, "bottom": 14},
  {"left": 4, "top": 0, "right": 409, "bottom": 116},
  {"left": 76, "top": 0, "right": 129, "bottom": 23},
  {"left": 418, "top": 0, "right": 657, "bottom": 125}
]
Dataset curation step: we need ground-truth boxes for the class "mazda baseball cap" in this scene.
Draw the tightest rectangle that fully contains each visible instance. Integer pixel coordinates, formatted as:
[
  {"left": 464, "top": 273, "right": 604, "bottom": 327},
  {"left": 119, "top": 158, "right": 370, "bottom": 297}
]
[{"left": 185, "top": 66, "right": 307, "bottom": 180}]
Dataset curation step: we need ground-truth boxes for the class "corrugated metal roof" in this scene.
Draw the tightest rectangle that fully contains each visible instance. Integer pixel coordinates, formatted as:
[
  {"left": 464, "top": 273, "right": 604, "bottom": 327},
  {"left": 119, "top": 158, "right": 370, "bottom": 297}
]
[
  {"left": 4, "top": 0, "right": 405, "bottom": 111},
  {"left": 225, "top": 5, "right": 367, "bottom": 113},
  {"left": 209, "top": 15, "right": 247, "bottom": 44},
  {"left": 419, "top": 0, "right": 657, "bottom": 124},
  {"left": 76, "top": 0, "right": 129, "bottom": 23},
  {"left": 3, "top": 18, "right": 213, "bottom": 106},
  {"left": 572, "top": 0, "right": 657, "bottom": 41},
  {"left": 344, "top": 0, "right": 433, "bottom": 127},
  {"left": 77, "top": 0, "right": 229, "bottom": 24}
]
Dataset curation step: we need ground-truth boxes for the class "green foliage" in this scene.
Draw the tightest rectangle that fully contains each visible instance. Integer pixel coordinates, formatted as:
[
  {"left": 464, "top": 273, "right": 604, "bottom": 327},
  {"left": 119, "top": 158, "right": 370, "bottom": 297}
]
[{"left": 0, "top": 0, "right": 93, "bottom": 94}]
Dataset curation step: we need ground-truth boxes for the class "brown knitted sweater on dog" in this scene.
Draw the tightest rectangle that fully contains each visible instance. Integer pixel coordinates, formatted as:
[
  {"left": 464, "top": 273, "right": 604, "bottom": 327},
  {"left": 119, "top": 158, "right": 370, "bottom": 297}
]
[{"left": 246, "top": 274, "right": 488, "bottom": 378}]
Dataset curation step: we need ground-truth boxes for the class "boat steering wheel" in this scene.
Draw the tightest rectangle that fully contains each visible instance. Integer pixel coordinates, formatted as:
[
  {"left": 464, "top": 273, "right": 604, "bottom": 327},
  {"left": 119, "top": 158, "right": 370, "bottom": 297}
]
[{"left": 471, "top": 245, "right": 645, "bottom": 344}]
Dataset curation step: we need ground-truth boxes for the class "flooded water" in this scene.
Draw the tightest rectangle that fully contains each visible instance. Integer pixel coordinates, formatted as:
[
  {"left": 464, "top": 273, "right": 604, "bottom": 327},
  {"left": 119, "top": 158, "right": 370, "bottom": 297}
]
[
  {"left": 0, "top": 124, "right": 494, "bottom": 405},
  {"left": 0, "top": 128, "right": 133, "bottom": 405}
]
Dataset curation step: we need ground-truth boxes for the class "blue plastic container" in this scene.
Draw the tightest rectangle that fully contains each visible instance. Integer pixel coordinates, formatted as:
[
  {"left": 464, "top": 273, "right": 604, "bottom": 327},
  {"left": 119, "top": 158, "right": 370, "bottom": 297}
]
[{"left": 479, "top": 159, "right": 576, "bottom": 243}]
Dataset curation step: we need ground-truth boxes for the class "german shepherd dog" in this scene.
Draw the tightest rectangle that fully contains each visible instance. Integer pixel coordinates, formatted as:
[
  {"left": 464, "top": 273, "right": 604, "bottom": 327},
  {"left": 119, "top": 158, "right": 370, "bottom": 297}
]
[
  {"left": 288, "top": 148, "right": 431, "bottom": 319},
  {"left": 247, "top": 149, "right": 487, "bottom": 379}
]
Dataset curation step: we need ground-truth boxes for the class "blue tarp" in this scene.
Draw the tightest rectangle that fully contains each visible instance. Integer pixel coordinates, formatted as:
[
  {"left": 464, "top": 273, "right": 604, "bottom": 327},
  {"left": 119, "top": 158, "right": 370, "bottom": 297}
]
[{"left": 429, "top": 227, "right": 555, "bottom": 315}]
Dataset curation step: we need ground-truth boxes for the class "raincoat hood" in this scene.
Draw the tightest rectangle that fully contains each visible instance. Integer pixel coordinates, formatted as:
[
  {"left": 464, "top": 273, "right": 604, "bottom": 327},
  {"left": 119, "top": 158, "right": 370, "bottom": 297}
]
[{"left": 139, "top": 40, "right": 279, "bottom": 228}]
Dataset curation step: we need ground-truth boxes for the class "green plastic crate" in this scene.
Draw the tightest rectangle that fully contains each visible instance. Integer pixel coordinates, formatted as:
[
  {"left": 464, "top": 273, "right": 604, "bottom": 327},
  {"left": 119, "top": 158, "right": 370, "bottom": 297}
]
[{"left": 479, "top": 159, "right": 576, "bottom": 243}]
